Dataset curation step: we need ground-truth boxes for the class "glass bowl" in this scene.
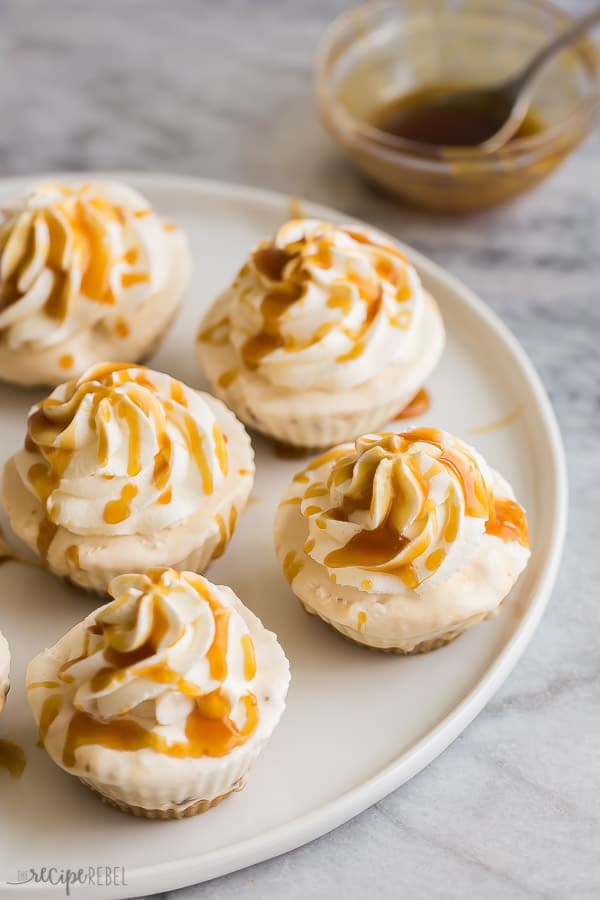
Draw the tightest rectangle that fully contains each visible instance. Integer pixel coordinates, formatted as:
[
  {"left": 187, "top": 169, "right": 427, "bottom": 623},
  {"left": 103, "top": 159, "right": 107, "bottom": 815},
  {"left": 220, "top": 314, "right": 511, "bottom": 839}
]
[{"left": 316, "top": 0, "right": 600, "bottom": 212}]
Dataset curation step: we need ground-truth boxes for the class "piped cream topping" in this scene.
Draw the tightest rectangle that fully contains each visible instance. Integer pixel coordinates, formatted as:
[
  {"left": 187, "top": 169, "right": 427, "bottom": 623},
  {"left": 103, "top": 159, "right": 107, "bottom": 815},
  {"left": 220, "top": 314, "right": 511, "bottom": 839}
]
[
  {"left": 31, "top": 569, "right": 259, "bottom": 766},
  {"left": 199, "top": 218, "right": 424, "bottom": 391},
  {"left": 295, "top": 429, "right": 530, "bottom": 594},
  {"left": 0, "top": 181, "right": 172, "bottom": 349},
  {"left": 15, "top": 363, "right": 230, "bottom": 549}
]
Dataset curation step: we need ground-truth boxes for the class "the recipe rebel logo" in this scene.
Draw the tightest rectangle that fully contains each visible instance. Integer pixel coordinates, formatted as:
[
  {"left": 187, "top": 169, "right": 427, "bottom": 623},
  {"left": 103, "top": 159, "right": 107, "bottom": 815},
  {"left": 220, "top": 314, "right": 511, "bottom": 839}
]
[{"left": 5, "top": 866, "right": 128, "bottom": 895}]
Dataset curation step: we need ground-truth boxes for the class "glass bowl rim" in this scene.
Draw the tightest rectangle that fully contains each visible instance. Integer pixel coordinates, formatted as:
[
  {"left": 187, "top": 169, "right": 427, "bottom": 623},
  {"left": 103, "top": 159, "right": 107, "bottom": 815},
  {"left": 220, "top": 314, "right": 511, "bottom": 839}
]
[{"left": 316, "top": 0, "right": 600, "bottom": 164}]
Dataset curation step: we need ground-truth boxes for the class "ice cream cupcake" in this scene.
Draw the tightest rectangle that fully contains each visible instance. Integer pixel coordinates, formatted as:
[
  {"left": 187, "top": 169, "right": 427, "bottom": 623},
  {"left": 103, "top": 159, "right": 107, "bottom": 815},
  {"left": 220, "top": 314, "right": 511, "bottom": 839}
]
[
  {"left": 27, "top": 568, "right": 290, "bottom": 817},
  {"left": 197, "top": 218, "right": 444, "bottom": 448},
  {"left": 3, "top": 363, "right": 254, "bottom": 593},
  {"left": 274, "top": 428, "right": 530, "bottom": 652},
  {"left": 0, "top": 180, "right": 190, "bottom": 385}
]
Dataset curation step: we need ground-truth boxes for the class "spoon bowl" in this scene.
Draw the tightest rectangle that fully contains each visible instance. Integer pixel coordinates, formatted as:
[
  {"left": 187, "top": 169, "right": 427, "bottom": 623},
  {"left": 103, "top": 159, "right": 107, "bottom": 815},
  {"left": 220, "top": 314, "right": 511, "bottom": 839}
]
[{"left": 317, "top": 0, "right": 600, "bottom": 211}]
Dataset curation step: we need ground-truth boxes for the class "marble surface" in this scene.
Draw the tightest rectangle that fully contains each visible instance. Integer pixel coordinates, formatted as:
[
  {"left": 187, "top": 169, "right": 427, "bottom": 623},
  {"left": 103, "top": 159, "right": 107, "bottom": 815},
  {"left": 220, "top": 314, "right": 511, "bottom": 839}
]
[{"left": 1, "top": 1, "right": 599, "bottom": 898}]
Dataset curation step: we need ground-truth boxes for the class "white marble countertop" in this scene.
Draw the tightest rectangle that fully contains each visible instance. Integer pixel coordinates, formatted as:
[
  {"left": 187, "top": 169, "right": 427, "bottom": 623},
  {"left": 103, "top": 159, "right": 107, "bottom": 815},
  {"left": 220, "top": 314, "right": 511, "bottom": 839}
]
[{"left": 2, "top": 2, "right": 598, "bottom": 898}]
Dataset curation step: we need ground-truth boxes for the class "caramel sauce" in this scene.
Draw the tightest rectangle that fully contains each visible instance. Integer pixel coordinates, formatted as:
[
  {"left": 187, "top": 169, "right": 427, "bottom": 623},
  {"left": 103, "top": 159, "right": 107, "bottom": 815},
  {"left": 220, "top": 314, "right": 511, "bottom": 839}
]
[
  {"left": 65, "top": 544, "right": 80, "bottom": 569},
  {"left": 401, "top": 428, "right": 489, "bottom": 519},
  {"left": 327, "top": 288, "right": 353, "bottom": 316},
  {"left": 218, "top": 369, "right": 239, "bottom": 389},
  {"left": 390, "top": 309, "right": 413, "bottom": 330},
  {"left": 122, "top": 247, "right": 139, "bottom": 265},
  {"left": 103, "top": 483, "right": 138, "bottom": 525},
  {"left": 214, "top": 514, "right": 228, "bottom": 560},
  {"left": 183, "top": 412, "right": 214, "bottom": 495},
  {"left": 253, "top": 246, "right": 290, "bottom": 281},
  {"left": 239, "top": 228, "right": 399, "bottom": 372},
  {"left": 281, "top": 495, "right": 302, "bottom": 506},
  {"left": 197, "top": 316, "right": 229, "bottom": 346},
  {"left": 121, "top": 271, "right": 150, "bottom": 288},
  {"left": 60, "top": 695, "right": 258, "bottom": 767},
  {"left": 153, "top": 432, "right": 172, "bottom": 491},
  {"left": 486, "top": 497, "right": 530, "bottom": 548},
  {"left": 158, "top": 486, "right": 172, "bottom": 505},
  {"left": 0, "top": 739, "right": 26, "bottom": 779},
  {"left": 170, "top": 379, "right": 188, "bottom": 407},
  {"left": 213, "top": 423, "right": 229, "bottom": 476},
  {"left": 114, "top": 316, "right": 130, "bottom": 338},
  {"left": 58, "top": 353, "right": 74, "bottom": 370},
  {"left": 372, "top": 85, "right": 544, "bottom": 148},
  {"left": 283, "top": 550, "right": 303, "bottom": 584},
  {"left": 336, "top": 341, "right": 365, "bottom": 364},
  {"left": 241, "top": 634, "right": 256, "bottom": 681},
  {"left": 325, "top": 523, "right": 409, "bottom": 569},
  {"left": 393, "top": 388, "right": 431, "bottom": 421},
  {"left": 306, "top": 446, "right": 351, "bottom": 471},
  {"left": 37, "top": 517, "right": 58, "bottom": 562}
]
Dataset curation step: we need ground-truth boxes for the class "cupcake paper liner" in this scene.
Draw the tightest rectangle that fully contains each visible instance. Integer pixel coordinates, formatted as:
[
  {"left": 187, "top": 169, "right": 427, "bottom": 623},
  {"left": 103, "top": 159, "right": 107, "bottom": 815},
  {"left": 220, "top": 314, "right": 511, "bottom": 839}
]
[
  {"left": 213, "top": 388, "right": 418, "bottom": 449},
  {"left": 300, "top": 597, "right": 493, "bottom": 654},
  {"left": 75, "top": 738, "right": 266, "bottom": 815}
]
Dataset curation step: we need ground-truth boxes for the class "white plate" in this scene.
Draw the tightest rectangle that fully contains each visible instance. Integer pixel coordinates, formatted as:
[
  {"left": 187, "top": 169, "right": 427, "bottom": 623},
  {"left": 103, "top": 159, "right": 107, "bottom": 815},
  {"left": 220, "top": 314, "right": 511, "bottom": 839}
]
[{"left": 0, "top": 175, "right": 566, "bottom": 899}]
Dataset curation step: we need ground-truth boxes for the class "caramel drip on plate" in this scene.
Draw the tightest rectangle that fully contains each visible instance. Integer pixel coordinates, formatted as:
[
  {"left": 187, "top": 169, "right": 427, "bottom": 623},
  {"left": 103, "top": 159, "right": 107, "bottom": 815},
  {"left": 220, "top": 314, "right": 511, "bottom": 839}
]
[
  {"left": 0, "top": 739, "right": 26, "bottom": 779},
  {"left": 393, "top": 388, "right": 430, "bottom": 421}
]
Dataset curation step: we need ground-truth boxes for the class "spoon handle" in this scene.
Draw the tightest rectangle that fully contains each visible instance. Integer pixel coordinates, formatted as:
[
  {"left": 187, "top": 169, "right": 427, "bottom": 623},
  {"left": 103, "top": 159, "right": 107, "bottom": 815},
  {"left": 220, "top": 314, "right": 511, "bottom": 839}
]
[{"left": 508, "top": 5, "right": 600, "bottom": 97}]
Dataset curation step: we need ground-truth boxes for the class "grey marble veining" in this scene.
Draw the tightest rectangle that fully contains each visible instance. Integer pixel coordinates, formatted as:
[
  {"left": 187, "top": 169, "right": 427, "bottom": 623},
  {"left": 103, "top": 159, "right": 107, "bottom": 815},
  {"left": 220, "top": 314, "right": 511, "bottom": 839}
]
[{"left": 1, "top": 1, "right": 598, "bottom": 898}]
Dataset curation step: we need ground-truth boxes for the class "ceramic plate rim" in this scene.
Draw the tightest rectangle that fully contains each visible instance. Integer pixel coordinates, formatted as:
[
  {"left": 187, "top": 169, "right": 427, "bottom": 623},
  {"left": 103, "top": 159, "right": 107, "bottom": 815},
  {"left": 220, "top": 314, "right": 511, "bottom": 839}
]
[{"left": 0, "top": 172, "right": 568, "bottom": 898}]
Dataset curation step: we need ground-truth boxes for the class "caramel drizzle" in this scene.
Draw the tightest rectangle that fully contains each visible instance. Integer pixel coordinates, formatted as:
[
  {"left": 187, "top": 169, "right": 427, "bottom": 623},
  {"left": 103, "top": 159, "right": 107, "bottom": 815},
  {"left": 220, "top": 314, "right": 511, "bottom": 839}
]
[
  {"left": 39, "top": 572, "right": 259, "bottom": 766},
  {"left": 392, "top": 388, "right": 430, "bottom": 421},
  {"left": 300, "top": 430, "right": 527, "bottom": 588},
  {"left": 0, "top": 184, "right": 153, "bottom": 325},
  {"left": 235, "top": 224, "right": 412, "bottom": 371},
  {"left": 485, "top": 497, "right": 530, "bottom": 548},
  {"left": 24, "top": 365, "right": 228, "bottom": 546}
]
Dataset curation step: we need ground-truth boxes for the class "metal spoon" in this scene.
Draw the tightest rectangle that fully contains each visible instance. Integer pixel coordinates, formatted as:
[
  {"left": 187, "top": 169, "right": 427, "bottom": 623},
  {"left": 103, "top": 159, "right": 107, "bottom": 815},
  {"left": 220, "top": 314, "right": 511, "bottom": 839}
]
[{"left": 436, "top": 5, "right": 600, "bottom": 153}]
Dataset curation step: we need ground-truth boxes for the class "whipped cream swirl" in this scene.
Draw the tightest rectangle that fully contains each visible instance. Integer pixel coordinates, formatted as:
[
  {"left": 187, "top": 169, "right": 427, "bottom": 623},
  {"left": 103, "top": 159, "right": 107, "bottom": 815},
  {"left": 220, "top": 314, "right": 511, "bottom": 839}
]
[
  {"left": 16, "top": 363, "right": 229, "bottom": 537},
  {"left": 46, "top": 569, "right": 259, "bottom": 762},
  {"left": 0, "top": 181, "right": 171, "bottom": 350},
  {"left": 298, "top": 429, "right": 529, "bottom": 594},
  {"left": 217, "top": 218, "right": 424, "bottom": 391}
]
